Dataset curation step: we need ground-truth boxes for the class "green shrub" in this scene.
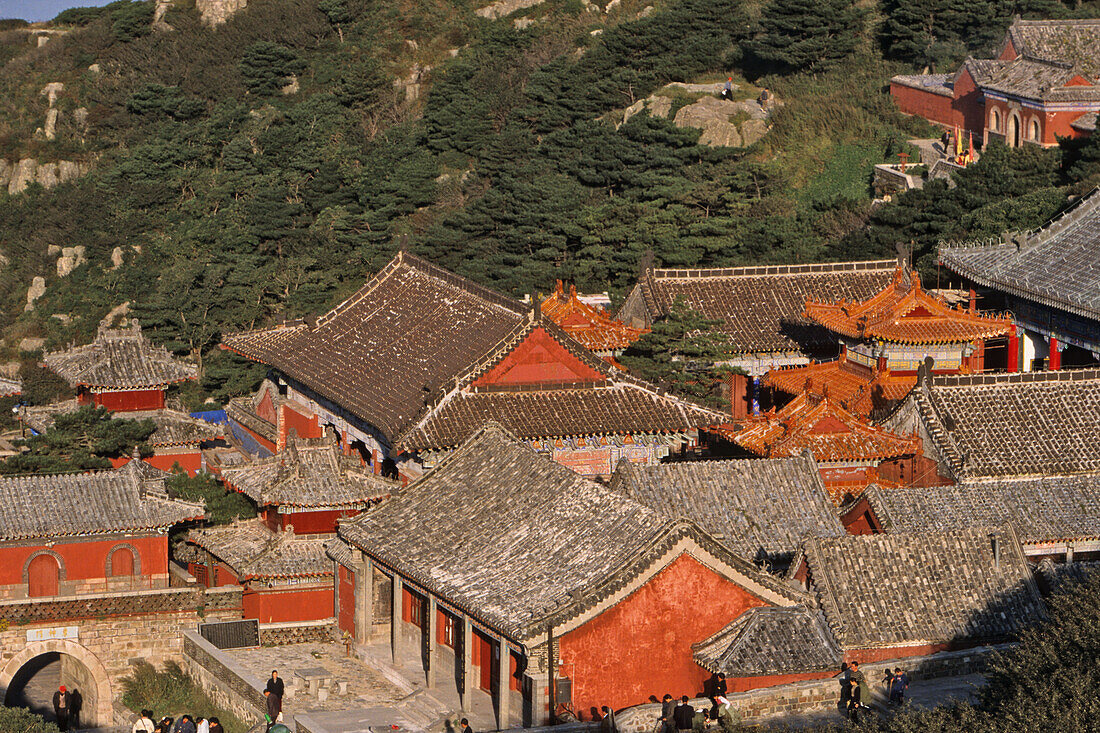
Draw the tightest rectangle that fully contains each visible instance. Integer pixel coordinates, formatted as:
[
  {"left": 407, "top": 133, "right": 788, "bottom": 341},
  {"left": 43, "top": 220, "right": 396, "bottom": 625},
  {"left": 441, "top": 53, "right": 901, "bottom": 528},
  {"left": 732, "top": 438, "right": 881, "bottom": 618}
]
[
  {"left": 120, "top": 661, "right": 250, "bottom": 733},
  {"left": 0, "top": 706, "right": 61, "bottom": 733}
]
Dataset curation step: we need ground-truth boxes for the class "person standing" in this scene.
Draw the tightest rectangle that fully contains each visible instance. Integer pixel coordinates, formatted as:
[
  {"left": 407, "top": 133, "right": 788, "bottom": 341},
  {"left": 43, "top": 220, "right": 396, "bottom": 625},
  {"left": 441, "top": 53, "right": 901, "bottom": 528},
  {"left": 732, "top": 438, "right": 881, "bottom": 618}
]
[
  {"left": 208, "top": 718, "right": 224, "bottom": 733},
  {"left": 599, "top": 706, "right": 617, "bottom": 733},
  {"left": 837, "top": 663, "right": 850, "bottom": 711},
  {"left": 847, "top": 661, "right": 866, "bottom": 722},
  {"left": 265, "top": 670, "right": 285, "bottom": 725},
  {"left": 673, "top": 696, "right": 694, "bottom": 733},
  {"left": 709, "top": 673, "right": 727, "bottom": 719},
  {"left": 891, "top": 668, "right": 909, "bottom": 705},
  {"left": 52, "top": 685, "right": 72, "bottom": 732},
  {"left": 660, "top": 694, "right": 676, "bottom": 733},
  {"left": 133, "top": 709, "right": 156, "bottom": 733},
  {"left": 196, "top": 716, "right": 210, "bottom": 733},
  {"left": 460, "top": 717, "right": 474, "bottom": 733},
  {"left": 178, "top": 715, "right": 197, "bottom": 733}
]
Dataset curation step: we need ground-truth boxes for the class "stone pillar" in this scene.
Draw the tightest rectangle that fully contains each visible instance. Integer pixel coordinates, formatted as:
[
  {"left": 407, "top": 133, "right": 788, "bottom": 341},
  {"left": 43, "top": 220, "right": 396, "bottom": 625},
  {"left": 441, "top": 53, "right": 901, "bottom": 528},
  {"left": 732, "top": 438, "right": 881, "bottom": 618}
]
[
  {"left": 1049, "top": 336, "right": 1062, "bottom": 371},
  {"left": 426, "top": 596, "right": 438, "bottom": 687},
  {"left": 356, "top": 555, "right": 373, "bottom": 642},
  {"left": 460, "top": 616, "right": 474, "bottom": 712},
  {"left": 497, "top": 638, "right": 511, "bottom": 730},
  {"left": 392, "top": 575, "right": 403, "bottom": 664}
]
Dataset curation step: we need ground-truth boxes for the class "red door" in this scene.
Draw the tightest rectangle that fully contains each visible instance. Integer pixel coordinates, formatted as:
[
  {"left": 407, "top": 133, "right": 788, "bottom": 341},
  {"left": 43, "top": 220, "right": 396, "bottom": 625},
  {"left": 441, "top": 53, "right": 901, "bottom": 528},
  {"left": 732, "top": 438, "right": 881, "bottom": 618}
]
[
  {"left": 476, "top": 631, "right": 494, "bottom": 691},
  {"left": 110, "top": 548, "right": 135, "bottom": 576},
  {"left": 28, "top": 554, "right": 60, "bottom": 597}
]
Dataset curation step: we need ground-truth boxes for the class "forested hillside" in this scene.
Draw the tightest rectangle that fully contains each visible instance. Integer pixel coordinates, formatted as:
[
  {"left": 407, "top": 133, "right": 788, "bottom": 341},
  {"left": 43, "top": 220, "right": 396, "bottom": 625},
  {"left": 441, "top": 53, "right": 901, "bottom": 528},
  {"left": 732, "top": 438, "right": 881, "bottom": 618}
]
[{"left": 1, "top": 0, "right": 1099, "bottom": 405}]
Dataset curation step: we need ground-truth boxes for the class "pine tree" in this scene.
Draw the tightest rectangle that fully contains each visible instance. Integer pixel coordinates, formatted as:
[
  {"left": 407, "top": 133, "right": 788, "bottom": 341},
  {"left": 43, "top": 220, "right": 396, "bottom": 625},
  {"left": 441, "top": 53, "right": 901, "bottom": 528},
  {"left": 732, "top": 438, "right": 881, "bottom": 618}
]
[
  {"left": 0, "top": 406, "right": 155, "bottom": 475},
  {"left": 749, "top": 0, "right": 867, "bottom": 73}
]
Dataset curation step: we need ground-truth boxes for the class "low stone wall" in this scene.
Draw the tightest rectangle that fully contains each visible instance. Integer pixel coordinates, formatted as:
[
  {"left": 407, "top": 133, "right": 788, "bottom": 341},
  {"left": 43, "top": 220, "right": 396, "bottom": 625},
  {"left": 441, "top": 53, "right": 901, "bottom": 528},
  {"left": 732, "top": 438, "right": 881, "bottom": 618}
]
[
  {"left": 0, "top": 584, "right": 242, "bottom": 625},
  {"left": 260, "top": 619, "right": 336, "bottom": 646},
  {"left": 181, "top": 629, "right": 267, "bottom": 726},
  {"left": 616, "top": 645, "right": 1007, "bottom": 731}
]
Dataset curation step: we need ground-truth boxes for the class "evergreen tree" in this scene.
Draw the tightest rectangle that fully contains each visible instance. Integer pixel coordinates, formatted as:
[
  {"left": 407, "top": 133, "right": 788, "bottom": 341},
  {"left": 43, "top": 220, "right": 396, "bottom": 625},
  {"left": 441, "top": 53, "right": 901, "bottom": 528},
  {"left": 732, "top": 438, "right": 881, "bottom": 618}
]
[
  {"left": 620, "top": 299, "right": 733, "bottom": 408},
  {"left": 239, "top": 42, "right": 307, "bottom": 96},
  {"left": 0, "top": 406, "right": 155, "bottom": 475},
  {"left": 166, "top": 469, "right": 256, "bottom": 524},
  {"left": 749, "top": 0, "right": 867, "bottom": 73}
]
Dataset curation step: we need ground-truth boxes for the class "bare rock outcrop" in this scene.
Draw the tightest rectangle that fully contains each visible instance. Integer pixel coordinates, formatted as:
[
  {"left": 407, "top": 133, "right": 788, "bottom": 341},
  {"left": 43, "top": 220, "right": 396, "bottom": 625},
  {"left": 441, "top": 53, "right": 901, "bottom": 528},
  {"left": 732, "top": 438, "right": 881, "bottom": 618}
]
[
  {"left": 111, "top": 247, "right": 126, "bottom": 269},
  {"left": 672, "top": 96, "right": 771, "bottom": 147},
  {"left": 25, "top": 277, "right": 46, "bottom": 312},
  {"left": 8, "top": 159, "right": 38, "bottom": 195},
  {"left": 153, "top": 0, "right": 174, "bottom": 30},
  {"left": 0, "top": 160, "right": 9, "bottom": 190},
  {"left": 195, "top": 0, "right": 247, "bottom": 25},
  {"left": 56, "top": 246, "right": 87, "bottom": 277},
  {"left": 476, "top": 0, "right": 544, "bottom": 20},
  {"left": 36, "top": 163, "right": 60, "bottom": 189},
  {"left": 5, "top": 159, "right": 90, "bottom": 195},
  {"left": 18, "top": 337, "right": 46, "bottom": 353}
]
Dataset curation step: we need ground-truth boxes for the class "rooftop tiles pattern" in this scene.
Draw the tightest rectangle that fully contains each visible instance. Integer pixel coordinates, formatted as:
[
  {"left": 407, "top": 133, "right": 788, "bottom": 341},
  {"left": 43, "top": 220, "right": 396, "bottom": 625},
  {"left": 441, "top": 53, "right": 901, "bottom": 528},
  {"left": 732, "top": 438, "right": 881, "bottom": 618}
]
[
  {"left": 0, "top": 376, "right": 20, "bottom": 397},
  {"left": 610, "top": 454, "right": 845, "bottom": 563},
  {"left": 1006, "top": 18, "right": 1100, "bottom": 78},
  {"left": 621, "top": 260, "right": 896, "bottom": 354},
  {"left": 222, "top": 252, "right": 528, "bottom": 443},
  {"left": 964, "top": 57, "right": 1100, "bottom": 102},
  {"left": 713, "top": 391, "right": 921, "bottom": 464},
  {"left": 802, "top": 268, "right": 1012, "bottom": 344},
  {"left": 915, "top": 369, "right": 1100, "bottom": 479},
  {"left": 764, "top": 355, "right": 915, "bottom": 417},
  {"left": 940, "top": 188, "right": 1100, "bottom": 322},
  {"left": 0, "top": 459, "right": 203, "bottom": 540},
  {"left": 540, "top": 281, "right": 647, "bottom": 352},
  {"left": 862, "top": 473, "right": 1100, "bottom": 545},
  {"left": 339, "top": 423, "right": 803, "bottom": 640},
  {"left": 44, "top": 320, "right": 198, "bottom": 390},
  {"left": 692, "top": 606, "right": 842, "bottom": 676},
  {"left": 220, "top": 437, "right": 396, "bottom": 508},
  {"left": 803, "top": 527, "right": 1046, "bottom": 650},
  {"left": 186, "top": 519, "right": 332, "bottom": 579}
]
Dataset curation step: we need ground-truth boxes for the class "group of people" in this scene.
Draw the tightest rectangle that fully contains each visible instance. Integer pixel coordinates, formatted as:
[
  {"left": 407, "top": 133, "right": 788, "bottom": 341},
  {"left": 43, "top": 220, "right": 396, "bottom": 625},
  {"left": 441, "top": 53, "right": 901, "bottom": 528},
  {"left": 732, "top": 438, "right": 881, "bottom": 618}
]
[
  {"left": 657, "top": 680, "right": 740, "bottom": 733},
  {"left": 131, "top": 710, "right": 225, "bottom": 733},
  {"left": 837, "top": 662, "right": 910, "bottom": 721},
  {"left": 51, "top": 685, "right": 81, "bottom": 732}
]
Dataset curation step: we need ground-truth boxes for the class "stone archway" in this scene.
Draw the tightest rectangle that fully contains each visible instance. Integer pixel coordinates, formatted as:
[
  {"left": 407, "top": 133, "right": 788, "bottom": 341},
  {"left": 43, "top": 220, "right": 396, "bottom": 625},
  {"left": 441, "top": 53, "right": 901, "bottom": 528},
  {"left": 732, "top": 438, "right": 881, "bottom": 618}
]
[{"left": 0, "top": 640, "right": 114, "bottom": 728}]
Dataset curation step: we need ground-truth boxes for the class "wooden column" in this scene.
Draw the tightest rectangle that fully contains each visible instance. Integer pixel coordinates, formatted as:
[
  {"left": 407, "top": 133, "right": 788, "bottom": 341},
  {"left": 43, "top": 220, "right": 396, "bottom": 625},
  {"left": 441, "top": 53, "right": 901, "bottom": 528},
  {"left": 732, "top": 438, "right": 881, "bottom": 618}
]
[
  {"left": 460, "top": 616, "right": 474, "bottom": 712},
  {"left": 392, "top": 575, "right": 403, "bottom": 664},
  {"left": 355, "top": 554, "right": 373, "bottom": 643},
  {"left": 1049, "top": 336, "right": 1062, "bottom": 370},
  {"left": 497, "top": 638, "right": 511, "bottom": 730},
  {"left": 1007, "top": 329, "right": 1019, "bottom": 373},
  {"left": 426, "top": 596, "right": 438, "bottom": 687}
]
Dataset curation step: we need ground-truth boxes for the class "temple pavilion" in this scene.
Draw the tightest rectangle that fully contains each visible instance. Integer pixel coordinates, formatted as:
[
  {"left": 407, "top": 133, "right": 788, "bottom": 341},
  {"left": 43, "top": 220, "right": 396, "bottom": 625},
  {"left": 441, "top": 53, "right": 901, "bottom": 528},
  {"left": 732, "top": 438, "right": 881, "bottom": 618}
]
[
  {"left": 539, "top": 280, "right": 647, "bottom": 362},
  {"left": 764, "top": 267, "right": 1015, "bottom": 417}
]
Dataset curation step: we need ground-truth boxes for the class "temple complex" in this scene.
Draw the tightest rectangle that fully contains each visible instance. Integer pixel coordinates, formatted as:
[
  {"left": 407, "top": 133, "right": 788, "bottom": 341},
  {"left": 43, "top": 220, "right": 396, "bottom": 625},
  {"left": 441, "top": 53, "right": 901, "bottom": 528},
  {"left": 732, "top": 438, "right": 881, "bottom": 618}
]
[
  {"left": 539, "top": 280, "right": 647, "bottom": 361},
  {"left": 223, "top": 252, "right": 725, "bottom": 480},
  {"left": 890, "top": 19, "right": 1100, "bottom": 147},
  {"left": 705, "top": 390, "right": 947, "bottom": 503},
  {"left": 764, "top": 267, "right": 1014, "bottom": 417},
  {"left": 940, "top": 188, "right": 1100, "bottom": 370}
]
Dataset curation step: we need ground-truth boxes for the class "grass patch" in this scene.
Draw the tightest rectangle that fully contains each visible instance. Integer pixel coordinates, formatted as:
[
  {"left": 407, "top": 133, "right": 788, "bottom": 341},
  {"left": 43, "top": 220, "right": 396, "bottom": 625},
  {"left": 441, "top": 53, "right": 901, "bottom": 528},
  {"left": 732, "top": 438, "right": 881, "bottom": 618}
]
[
  {"left": 797, "top": 142, "right": 879, "bottom": 205},
  {"left": 120, "top": 661, "right": 252, "bottom": 733}
]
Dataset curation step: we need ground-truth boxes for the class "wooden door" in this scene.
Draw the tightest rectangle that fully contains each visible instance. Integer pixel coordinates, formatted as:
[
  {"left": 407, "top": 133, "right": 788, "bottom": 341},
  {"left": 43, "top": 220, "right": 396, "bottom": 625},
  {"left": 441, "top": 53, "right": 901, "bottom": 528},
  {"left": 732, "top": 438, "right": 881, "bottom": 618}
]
[
  {"left": 110, "top": 547, "right": 135, "bottom": 576},
  {"left": 28, "top": 554, "right": 59, "bottom": 597}
]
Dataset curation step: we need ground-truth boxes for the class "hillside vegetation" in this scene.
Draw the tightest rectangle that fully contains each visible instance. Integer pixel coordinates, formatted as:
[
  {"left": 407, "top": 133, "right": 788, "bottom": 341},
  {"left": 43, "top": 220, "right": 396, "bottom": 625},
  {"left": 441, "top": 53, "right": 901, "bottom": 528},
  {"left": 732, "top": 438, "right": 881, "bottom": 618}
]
[{"left": 1, "top": 0, "right": 1099, "bottom": 404}]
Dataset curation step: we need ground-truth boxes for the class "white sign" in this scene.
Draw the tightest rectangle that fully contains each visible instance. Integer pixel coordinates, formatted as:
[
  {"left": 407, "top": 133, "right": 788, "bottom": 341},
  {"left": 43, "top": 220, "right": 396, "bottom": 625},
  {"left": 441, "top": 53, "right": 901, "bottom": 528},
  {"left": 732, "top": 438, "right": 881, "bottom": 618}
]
[{"left": 26, "top": 626, "right": 79, "bottom": 643}]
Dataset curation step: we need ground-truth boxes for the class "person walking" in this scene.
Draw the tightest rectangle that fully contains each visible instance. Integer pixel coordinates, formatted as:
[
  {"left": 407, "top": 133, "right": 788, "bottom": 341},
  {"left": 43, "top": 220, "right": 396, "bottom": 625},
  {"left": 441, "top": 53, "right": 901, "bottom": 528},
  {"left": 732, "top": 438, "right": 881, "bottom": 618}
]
[
  {"left": 265, "top": 670, "right": 285, "bottom": 725},
  {"left": 660, "top": 694, "right": 676, "bottom": 733},
  {"left": 133, "top": 709, "right": 156, "bottom": 733},
  {"left": 673, "top": 696, "right": 694, "bottom": 733},
  {"left": 52, "top": 685, "right": 72, "bottom": 732},
  {"left": 709, "top": 673, "right": 727, "bottom": 720},
  {"left": 891, "top": 668, "right": 909, "bottom": 705},
  {"left": 847, "top": 661, "right": 867, "bottom": 722}
]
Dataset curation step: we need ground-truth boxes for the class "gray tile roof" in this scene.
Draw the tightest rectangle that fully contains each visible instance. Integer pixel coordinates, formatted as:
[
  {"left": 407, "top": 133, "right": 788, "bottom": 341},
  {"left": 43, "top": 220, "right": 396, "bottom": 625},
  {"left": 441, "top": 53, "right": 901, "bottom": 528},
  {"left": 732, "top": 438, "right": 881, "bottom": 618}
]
[
  {"left": 609, "top": 454, "right": 845, "bottom": 565},
  {"left": 913, "top": 370, "right": 1100, "bottom": 479},
  {"left": 0, "top": 376, "right": 20, "bottom": 397},
  {"left": 940, "top": 189, "right": 1100, "bottom": 322},
  {"left": 44, "top": 320, "right": 198, "bottom": 390},
  {"left": 618, "top": 261, "right": 896, "bottom": 355},
  {"left": 1006, "top": 18, "right": 1100, "bottom": 79},
  {"left": 186, "top": 519, "right": 332, "bottom": 579},
  {"left": 339, "top": 422, "right": 806, "bottom": 641},
  {"left": 862, "top": 473, "right": 1100, "bottom": 545},
  {"left": 803, "top": 527, "right": 1046, "bottom": 650},
  {"left": 692, "top": 606, "right": 842, "bottom": 676},
  {"left": 963, "top": 57, "right": 1100, "bottom": 102},
  {"left": 220, "top": 437, "right": 396, "bottom": 508},
  {"left": 0, "top": 460, "right": 204, "bottom": 540},
  {"left": 21, "top": 401, "right": 223, "bottom": 447},
  {"left": 225, "top": 396, "right": 277, "bottom": 443}
]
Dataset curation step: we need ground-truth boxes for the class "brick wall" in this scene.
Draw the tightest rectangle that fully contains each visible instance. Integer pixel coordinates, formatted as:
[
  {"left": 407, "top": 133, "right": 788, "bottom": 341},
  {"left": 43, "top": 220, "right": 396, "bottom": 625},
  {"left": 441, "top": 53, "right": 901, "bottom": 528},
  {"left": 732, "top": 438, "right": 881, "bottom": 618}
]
[
  {"left": 181, "top": 629, "right": 267, "bottom": 725},
  {"left": 259, "top": 619, "right": 336, "bottom": 646},
  {"left": 614, "top": 644, "right": 1008, "bottom": 731}
]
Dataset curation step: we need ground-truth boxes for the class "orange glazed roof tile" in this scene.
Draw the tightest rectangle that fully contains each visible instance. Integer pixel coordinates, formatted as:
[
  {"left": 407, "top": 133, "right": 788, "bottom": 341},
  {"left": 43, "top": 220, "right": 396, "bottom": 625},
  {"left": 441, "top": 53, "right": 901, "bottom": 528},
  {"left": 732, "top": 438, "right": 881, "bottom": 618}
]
[
  {"left": 763, "top": 355, "right": 915, "bottom": 417},
  {"left": 710, "top": 391, "right": 921, "bottom": 463},
  {"left": 541, "top": 281, "right": 648, "bottom": 352},
  {"left": 803, "top": 268, "right": 1013, "bottom": 344}
]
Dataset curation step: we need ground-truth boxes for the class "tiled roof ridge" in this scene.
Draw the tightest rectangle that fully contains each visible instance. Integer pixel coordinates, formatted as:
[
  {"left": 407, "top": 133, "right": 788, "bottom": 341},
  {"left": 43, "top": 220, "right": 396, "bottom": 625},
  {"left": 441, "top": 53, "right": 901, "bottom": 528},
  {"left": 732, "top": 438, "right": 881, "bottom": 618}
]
[
  {"left": 316, "top": 251, "right": 525, "bottom": 329},
  {"left": 691, "top": 605, "right": 842, "bottom": 675},
  {"left": 913, "top": 384, "right": 967, "bottom": 479},
  {"left": 647, "top": 259, "right": 896, "bottom": 281},
  {"left": 44, "top": 319, "right": 198, "bottom": 388},
  {"left": 930, "top": 366, "right": 1100, "bottom": 388}
]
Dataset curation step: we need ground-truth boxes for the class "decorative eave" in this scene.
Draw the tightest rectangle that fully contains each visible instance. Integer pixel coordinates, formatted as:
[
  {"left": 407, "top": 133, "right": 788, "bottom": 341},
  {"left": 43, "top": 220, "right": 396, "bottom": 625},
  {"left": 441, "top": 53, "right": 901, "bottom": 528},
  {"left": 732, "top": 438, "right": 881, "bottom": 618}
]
[{"left": 540, "top": 280, "right": 648, "bottom": 352}]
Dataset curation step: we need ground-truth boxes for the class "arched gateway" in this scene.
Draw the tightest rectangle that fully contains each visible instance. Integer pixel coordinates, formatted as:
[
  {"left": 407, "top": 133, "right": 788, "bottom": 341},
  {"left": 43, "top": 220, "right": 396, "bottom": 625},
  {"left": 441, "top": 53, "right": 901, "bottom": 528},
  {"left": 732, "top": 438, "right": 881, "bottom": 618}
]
[{"left": 0, "top": 640, "right": 114, "bottom": 728}]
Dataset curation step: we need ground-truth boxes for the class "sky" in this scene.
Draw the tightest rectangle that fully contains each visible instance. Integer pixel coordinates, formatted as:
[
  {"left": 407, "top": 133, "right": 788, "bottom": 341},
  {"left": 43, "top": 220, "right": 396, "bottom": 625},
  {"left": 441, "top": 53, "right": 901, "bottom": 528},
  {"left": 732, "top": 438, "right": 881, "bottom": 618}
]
[{"left": 0, "top": 0, "right": 114, "bottom": 22}]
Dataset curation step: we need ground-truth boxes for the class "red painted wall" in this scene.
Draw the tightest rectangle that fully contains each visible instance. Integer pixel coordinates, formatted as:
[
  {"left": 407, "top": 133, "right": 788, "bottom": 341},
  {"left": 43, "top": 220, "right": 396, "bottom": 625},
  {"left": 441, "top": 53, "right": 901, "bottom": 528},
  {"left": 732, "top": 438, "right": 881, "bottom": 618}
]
[
  {"left": 840, "top": 497, "right": 881, "bottom": 536},
  {"left": 338, "top": 564, "right": 356, "bottom": 637},
  {"left": 846, "top": 643, "right": 952, "bottom": 664},
  {"left": 257, "top": 389, "right": 277, "bottom": 423},
  {"left": 891, "top": 84, "right": 960, "bottom": 129},
  {"left": 558, "top": 553, "right": 769, "bottom": 714},
  {"left": 109, "top": 451, "right": 204, "bottom": 476},
  {"left": 242, "top": 584, "right": 333, "bottom": 623},
  {"left": 280, "top": 404, "right": 322, "bottom": 446},
  {"left": 0, "top": 535, "right": 167, "bottom": 585},
  {"left": 727, "top": 671, "right": 834, "bottom": 693},
  {"left": 94, "top": 389, "right": 166, "bottom": 412},
  {"left": 471, "top": 327, "right": 604, "bottom": 387},
  {"left": 278, "top": 508, "right": 361, "bottom": 534}
]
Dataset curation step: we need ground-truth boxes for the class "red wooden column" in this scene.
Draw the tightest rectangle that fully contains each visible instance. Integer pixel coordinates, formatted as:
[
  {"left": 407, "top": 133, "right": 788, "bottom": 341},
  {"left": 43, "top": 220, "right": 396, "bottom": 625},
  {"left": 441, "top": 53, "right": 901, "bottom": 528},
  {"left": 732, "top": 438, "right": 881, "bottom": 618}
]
[
  {"left": 1049, "top": 336, "right": 1062, "bottom": 371},
  {"left": 1007, "top": 328, "right": 1019, "bottom": 373}
]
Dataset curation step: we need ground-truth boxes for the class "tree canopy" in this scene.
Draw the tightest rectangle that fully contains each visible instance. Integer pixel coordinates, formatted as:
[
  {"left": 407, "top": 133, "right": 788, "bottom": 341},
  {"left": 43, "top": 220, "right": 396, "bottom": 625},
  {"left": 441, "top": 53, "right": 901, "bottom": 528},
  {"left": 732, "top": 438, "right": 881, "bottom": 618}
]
[{"left": 0, "top": 406, "right": 154, "bottom": 475}]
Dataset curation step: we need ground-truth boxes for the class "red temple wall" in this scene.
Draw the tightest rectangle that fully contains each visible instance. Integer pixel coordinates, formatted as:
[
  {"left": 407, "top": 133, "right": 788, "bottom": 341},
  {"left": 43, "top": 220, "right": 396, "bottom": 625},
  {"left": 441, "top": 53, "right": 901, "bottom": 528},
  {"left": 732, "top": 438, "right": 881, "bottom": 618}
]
[
  {"left": 337, "top": 564, "right": 356, "bottom": 637},
  {"left": 890, "top": 85, "right": 961, "bottom": 129},
  {"left": 846, "top": 643, "right": 952, "bottom": 664},
  {"left": 840, "top": 497, "right": 881, "bottom": 536},
  {"left": 0, "top": 535, "right": 167, "bottom": 585},
  {"left": 280, "top": 404, "right": 322, "bottom": 445},
  {"left": 242, "top": 583, "right": 333, "bottom": 623},
  {"left": 726, "top": 671, "right": 834, "bottom": 693},
  {"left": 93, "top": 389, "right": 166, "bottom": 412},
  {"left": 558, "top": 553, "right": 769, "bottom": 714},
  {"left": 278, "top": 508, "right": 361, "bottom": 534},
  {"left": 109, "top": 451, "right": 203, "bottom": 476},
  {"left": 257, "top": 389, "right": 277, "bottom": 423}
]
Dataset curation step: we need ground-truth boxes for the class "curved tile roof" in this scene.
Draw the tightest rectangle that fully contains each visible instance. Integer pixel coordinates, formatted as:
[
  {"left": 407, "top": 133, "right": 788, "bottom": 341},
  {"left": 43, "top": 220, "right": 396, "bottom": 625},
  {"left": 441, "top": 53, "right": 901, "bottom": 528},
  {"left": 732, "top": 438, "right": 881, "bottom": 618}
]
[
  {"left": 44, "top": 320, "right": 197, "bottom": 390},
  {"left": 186, "top": 520, "right": 331, "bottom": 579},
  {"left": 540, "top": 281, "right": 647, "bottom": 352},
  {"left": 0, "top": 460, "right": 204, "bottom": 540},
  {"left": 764, "top": 354, "right": 915, "bottom": 418},
  {"left": 692, "top": 606, "right": 841, "bottom": 676}
]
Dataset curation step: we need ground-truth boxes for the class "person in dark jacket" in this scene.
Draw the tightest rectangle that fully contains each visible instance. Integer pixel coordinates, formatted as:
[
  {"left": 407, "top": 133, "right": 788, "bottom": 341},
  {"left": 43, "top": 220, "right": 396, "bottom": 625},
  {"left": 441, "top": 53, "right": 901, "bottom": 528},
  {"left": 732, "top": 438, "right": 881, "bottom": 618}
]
[
  {"left": 599, "top": 706, "right": 617, "bottom": 733},
  {"left": 265, "top": 670, "right": 285, "bottom": 725},
  {"left": 52, "top": 686, "right": 72, "bottom": 732},
  {"left": 177, "top": 715, "right": 197, "bottom": 733},
  {"left": 460, "top": 717, "right": 474, "bottom": 733},
  {"left": 660, "top": 694, "right": 676, "bottom": 733},
  {"left": 208, "top": 718, "right": 224, "bottom": 733},
  {"left": 673, "top": 696, "right": 694, "bottom": 732},
  {"left": 709, "top": 673, "right": 727, "bottom": 719}
]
